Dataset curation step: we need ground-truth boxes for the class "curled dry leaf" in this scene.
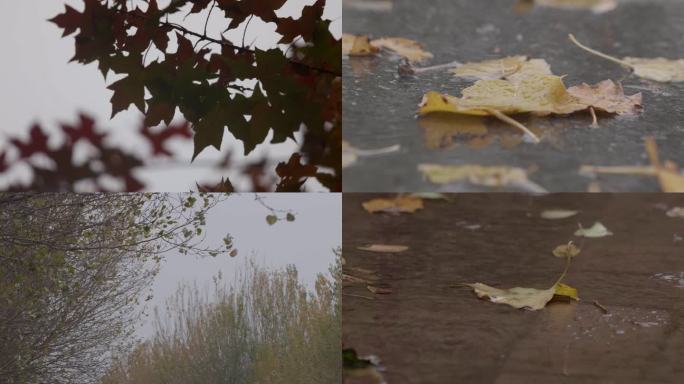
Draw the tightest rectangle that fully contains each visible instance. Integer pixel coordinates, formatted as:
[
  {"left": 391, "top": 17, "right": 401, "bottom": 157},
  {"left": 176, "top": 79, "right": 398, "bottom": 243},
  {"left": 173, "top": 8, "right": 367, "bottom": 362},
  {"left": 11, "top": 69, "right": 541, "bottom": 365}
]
[
  {"left": 370, "top": 37, "right": 433, "bottom": 63},
  {"left": 666, "top": 207, "right": 684, "bottom": 218},
  {"left": 452, "top": 56, "right": 552, "bottom": 81},
  {"left": 552, "top": 242, "right": 581, "bottom": 258},
  {"left": 357, "top": 244, "right": 409, "bottom": 253},
  {"left": 342, "top": 33, "right": 379, "bottom": 56},
  {"left": 362, "top": 195, "right": 424, "bottom": 214},
  {"left": 540, "top": 209, "right": 579, "bottom": 219},
  {"left": 418, "top": 164, "right": 547, "bottom": 193},
  {"left": 567, "top": 80, "right": 642, "bottom": 115},
  {"left": 575, "top": 222, "right": 613, "bottom": 238},
  {"left": 569, "top": 34, "right": 684, "bottom": 82}
]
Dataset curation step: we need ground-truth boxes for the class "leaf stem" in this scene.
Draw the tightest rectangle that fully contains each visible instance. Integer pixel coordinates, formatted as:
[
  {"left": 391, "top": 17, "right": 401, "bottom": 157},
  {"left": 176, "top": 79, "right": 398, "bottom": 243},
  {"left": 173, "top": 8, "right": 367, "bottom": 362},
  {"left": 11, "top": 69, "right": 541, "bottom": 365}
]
[
  {"left": 485, "top": 109, "right": 541, "bottom": 143},
  {"left": 568, "top": 34, "right": 633, "bottom": 69}
]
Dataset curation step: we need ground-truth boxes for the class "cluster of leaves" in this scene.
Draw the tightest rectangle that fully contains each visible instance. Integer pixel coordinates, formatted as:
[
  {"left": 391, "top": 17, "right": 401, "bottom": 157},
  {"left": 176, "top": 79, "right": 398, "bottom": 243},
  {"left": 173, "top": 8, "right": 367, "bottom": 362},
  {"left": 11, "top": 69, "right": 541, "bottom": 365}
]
[
  {"left": 47, "top": 0, "right": 341, "bottom": 191},
  {"left": 0, "top": 114, "right": 324, "bottom": 191}
]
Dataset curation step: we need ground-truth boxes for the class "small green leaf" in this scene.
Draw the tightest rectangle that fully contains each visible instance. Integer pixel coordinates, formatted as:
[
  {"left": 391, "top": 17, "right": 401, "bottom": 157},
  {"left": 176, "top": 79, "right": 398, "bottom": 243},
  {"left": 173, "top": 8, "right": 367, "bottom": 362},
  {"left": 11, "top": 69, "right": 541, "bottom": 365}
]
[{"left": 266, "top": 215, "right": 278, "bottom": 225}]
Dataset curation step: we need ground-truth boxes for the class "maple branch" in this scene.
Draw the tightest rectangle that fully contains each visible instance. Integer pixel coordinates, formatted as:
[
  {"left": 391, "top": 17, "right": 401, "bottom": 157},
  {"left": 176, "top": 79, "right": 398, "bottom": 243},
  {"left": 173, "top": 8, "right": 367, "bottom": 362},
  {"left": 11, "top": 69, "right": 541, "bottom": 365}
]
[{"left": 125, "top": 11, "right": 340, "bottom": 76}]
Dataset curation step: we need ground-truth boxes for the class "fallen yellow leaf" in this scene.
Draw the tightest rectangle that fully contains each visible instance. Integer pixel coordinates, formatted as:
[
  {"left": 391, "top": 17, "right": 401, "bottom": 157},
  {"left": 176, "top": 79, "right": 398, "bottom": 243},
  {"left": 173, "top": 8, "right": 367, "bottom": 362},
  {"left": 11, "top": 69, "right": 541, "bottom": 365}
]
[
  {"left": 370, "top": 37, "right": 433, "bottom": 62},
  {"left": 554, "top": 283, "right": 580, "bottom": 300},
  {"left": 357, "top": 244, "right": 409, "bottom": 253},
  {"left": 569, "top": 34, "right": 684, "bottom": 82},
  {"left": 362, "top": 195, "right": 424, "bottom": 214},
  {"left": 419, "top": 75, "right": 587, "bottom": 117},
  {"left": 567, "top": 80, "right": 642, "bottom": 115},
  {"left": 452, "top": 56, "right": 552, "bottom": 81},
  {"left": 418, "top": 163, "right": 547, "bottom": 192},
  {"left": 666, "top": 207, "right": 684, "bottom": 218},
  {"left": 342, "top": 33, "right": 379, "bottom": 56}
]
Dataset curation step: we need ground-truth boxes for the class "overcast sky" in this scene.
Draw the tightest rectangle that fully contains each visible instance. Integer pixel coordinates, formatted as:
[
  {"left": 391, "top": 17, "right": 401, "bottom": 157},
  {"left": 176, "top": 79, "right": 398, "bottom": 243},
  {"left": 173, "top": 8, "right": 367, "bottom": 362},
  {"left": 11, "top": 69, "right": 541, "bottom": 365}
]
[
  {"left": 0, "top": 0, "right": 341, "bottom": 191},
  {"left": 137, "top": 192, "right": 341, "bottom": 337}
]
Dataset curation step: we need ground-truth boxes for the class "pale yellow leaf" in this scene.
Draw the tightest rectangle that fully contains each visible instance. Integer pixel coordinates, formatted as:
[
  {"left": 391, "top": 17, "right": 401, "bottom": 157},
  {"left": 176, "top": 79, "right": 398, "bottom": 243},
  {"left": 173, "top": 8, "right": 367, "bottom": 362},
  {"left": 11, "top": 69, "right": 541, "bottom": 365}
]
[
  {"left": 624, "top": 57, "right": 684, "bottom": 82},
  {"left": 357, "top": 244, "right": 409, "bottom": 253},
  {"left": 574, "top": 222, "right": 613, "bottom": 238},
  {"left": 452, "top": 56, "right": 552, "bottom": 81},
  {"left": 540, "top": 209, "right": 579, "bottom": 219},
  {"left": 370, "top": 37, "right": 433, "bottom": 63},
  {"left": 554, "top": 283, "right": 580, "bottom": 300},
  {"left": 362, "top": 195, "right": 423, "bottom": 214},
  {"left": 418, "top": 163, "right": 547, "bottom": 192}
]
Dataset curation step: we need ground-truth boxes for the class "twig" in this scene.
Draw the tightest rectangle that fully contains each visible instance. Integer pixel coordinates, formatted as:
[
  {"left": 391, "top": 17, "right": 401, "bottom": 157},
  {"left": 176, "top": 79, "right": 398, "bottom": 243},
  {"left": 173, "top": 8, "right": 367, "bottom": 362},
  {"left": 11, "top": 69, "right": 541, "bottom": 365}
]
[
  {"left": 568, "top": 34, "right": 633, "bottom": 69},
  {"left": 485, "top": 109, "right": 541, "bottom": 143},
  {"left": 593, "top": 300, "right": 609, "bottom": 314}
]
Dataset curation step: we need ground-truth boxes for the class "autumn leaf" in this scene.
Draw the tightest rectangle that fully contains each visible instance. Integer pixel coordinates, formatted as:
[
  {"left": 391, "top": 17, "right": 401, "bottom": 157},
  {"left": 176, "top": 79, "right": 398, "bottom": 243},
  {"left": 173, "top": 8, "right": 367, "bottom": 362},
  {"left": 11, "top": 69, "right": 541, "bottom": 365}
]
[
  {"left": 532, "top": 0, "right": 617, "bottom": 13},
  {"left": 569, "top": 34, "right": 684, "bottom": 82},
  {"left": 418, "top": 164, "right": 547, "bottom": 192},
  {"left": 342, "top": 33, "right": 379, "bottom": 56},
  {"left": 452, "top": 56, "right": 552, "bottom": 81},
  {"left": 370, "top": 37, "right": 433, "bottom": 63},
  {"left": 362, "top": 195, "right": 424, "bottom": 214},
  {"left": 567, "top": 80, "right": 642, "bottom": 115},
  {"left": 466, "top": 243, "right": 579, "bottom": 310},
  {"left": 357, "top": 244, "right": 408, "bottom": 253},
  {"left": 666, "top": 207, "right": 684, "bottom": 218},
  {"left": 419, "top": 75, "right": 587, "bottom": 117}
]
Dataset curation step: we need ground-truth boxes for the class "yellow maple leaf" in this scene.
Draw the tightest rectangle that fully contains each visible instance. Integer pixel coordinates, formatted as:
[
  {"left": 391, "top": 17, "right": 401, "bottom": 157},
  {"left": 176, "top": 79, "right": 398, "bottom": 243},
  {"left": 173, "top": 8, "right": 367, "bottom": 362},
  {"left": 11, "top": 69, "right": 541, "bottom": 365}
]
[
  {"left": 452, "top": 56, "right": 552, "bottom": 81},
  {"left": 342, "top": 33, "right": 379, "bottom": 56}
]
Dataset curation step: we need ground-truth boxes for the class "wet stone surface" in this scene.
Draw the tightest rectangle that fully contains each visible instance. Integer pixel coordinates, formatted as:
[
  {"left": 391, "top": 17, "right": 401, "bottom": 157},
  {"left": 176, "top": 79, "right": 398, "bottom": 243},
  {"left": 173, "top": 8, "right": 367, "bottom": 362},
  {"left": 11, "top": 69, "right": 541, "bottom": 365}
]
[
  {"left": 342, "top": 0, "right": 684, "bottom": 192},
  {"left": 343, "top": 194, "right": 684, "bottom": 383}
]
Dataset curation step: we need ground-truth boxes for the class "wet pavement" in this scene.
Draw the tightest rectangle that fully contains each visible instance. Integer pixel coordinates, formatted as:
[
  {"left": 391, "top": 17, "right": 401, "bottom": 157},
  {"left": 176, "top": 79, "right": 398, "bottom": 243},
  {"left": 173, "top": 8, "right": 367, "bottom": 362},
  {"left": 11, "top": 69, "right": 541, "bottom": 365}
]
[
  {"left": 343, "top": 193, "right": 684, "bottom": 383},
  {"left": 342, "top": 0, "right": 684, "bottom": 192}
]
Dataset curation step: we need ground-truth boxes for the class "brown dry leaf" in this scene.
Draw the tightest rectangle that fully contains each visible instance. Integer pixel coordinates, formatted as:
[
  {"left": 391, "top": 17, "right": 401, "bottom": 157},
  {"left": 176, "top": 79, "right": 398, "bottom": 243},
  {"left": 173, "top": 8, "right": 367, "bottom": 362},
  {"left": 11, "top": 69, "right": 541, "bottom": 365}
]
[
  {"left": 418, "top": 164, "right": 547, "bottom": 192},
  {"left": 534, "top": 0, "right": 617, "bottom": 13},
  {"left": 569, "top": 34, "right": 684, "bottom": 82},
  {"left": 343, "top": 33, "right": 379, "bottom": 56},
  {"left": 367, "top": 285, "right": 393, "bottom": 294},
  {"left": 370, "top": 37, "right": 433, "bottom": 63},
  {"left": 567, "top": 80, "right": 642, "bottom": 115},
  {"left": 357, "top": 244, "right": 409, "bottom": 253},
  {"left": 362, "top": 195, "right": 424, "bottom": 214},
  {"left": 452, "top": 56, "right": 552, "bottom": 81},
  {"left": 419, "top": 75, "right": 587, "bottom": 117}
]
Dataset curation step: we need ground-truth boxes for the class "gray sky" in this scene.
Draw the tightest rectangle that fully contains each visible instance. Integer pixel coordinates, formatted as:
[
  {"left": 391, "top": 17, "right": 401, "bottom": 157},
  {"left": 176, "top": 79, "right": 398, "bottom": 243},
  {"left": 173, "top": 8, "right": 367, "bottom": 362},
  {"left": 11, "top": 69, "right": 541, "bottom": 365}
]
[
  {"left": 0, "top": 0, "right": 341, "bottom": 191},
  {"left": 137, "top": 193, "right": 341, "bottom": 337}
]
